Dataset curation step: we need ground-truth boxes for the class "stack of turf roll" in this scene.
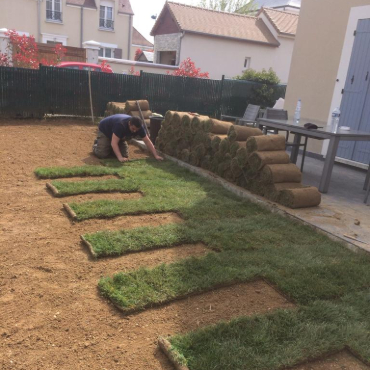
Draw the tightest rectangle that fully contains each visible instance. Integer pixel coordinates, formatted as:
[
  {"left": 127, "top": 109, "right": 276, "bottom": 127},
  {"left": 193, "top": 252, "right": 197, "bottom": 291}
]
[
  {"left": 245, "top": 135, "right": 321, "bottom": 208},
  {"left": 104, "top": 102, "right": 126, "bottom": 116},
  {"left": 124, "top": 100, "right": 152, "bottom": 128},
  {"left": 155, "top": 111, "right": 321, "bottom": 209}
]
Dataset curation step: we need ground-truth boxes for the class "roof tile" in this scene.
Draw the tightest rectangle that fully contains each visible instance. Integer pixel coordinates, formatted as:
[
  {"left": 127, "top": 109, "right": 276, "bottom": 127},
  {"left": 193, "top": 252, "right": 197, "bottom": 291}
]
[
  {"left": 262, "top": 7, "right": 298, "bottom": 35},
  {"left": 132, "top": 28, "right": 153, "bottom": 47},
  {"left": 152, "top": 2, "right": 279, "bottom": 46}
]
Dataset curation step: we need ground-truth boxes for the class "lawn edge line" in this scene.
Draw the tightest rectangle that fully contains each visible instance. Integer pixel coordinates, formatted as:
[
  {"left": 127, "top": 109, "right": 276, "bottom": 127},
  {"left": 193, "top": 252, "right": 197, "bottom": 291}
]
[
  {"left": 104, "top": 278, "right": 260, "bottom": 316},
  {"left": 158, "top": 337, "right": 190, "bottom": 370},
  {"left": 80, "top": 235, "right": 97, "bottom": 258},
  {"left": 63, "top": 203, "right": 77, "bottom": 220},
  {"left": 132, "top": 140, "right": 368, "bottom": 255},
  {"left": 46, "top": 182, "right": 60, "bottom": 197}
]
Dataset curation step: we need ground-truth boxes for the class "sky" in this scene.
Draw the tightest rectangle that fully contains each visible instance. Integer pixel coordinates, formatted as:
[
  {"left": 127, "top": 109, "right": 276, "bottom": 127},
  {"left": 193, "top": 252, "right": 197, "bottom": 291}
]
[{"left": 131, "top": 0, "right": 195, "bottom": 43}]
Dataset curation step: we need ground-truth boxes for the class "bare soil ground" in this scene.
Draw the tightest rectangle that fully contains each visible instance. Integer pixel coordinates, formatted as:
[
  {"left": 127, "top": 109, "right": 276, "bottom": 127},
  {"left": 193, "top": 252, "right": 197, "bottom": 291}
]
[{"left": 0, "top": 119, "right": 364, "bottom": 370}]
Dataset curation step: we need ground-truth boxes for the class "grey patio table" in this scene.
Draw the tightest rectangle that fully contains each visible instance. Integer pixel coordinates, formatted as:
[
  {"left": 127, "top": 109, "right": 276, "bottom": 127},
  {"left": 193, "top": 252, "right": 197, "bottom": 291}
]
[{"left": 258, "top": 117, "right": 370, "bottom": 193}]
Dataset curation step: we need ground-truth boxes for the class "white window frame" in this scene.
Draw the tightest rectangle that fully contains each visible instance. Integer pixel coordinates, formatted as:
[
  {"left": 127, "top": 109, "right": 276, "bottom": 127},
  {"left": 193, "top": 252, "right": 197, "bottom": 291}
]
[
  {"left": 98, "top": 42, "right": 117, "bottom": 58},
  {"left": 99, "top": 1, "right": 114, "bottom": 30},
  {"left": 46, "top": 0, "right": 63, "bottom": 23},
  {"left": 42, "top": 33, "right": 68, "bottom": 46}
]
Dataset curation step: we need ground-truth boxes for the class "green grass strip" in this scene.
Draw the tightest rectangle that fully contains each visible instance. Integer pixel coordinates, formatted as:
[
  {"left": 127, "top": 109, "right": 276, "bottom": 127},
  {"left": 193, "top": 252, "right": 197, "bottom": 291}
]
[
  {"left": 84, "top": 215, "right": 328, "bottom": 257},
  {"left": 168, "top": 292, "right": 370, "bottom": 370},
  {"left": 51, "top": 179, "right": 139, "bottom": 196},
  {"left": 98, "top": 241, "right": 370, "bottom": 311},
  {"left": 35, "top": 165, "right": 120, "bottom": 179}
]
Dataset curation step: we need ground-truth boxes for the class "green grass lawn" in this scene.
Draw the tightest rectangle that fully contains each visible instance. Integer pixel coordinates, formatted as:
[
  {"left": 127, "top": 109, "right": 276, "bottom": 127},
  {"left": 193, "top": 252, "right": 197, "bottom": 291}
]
[{"left": 35, "top": 158, "right": 370, "bottom": 370}]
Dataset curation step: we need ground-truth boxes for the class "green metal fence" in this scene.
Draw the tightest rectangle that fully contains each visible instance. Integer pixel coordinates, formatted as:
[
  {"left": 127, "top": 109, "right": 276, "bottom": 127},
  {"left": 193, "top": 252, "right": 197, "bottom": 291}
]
[{"left": 0, "top": 66, "right": 286, "bottom": 119}]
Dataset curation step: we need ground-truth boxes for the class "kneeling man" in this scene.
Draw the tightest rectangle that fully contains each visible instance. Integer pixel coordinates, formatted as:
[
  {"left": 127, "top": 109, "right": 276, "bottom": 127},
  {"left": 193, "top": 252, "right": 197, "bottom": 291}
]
[{"left": 93, "top": 114, "right": 163, "bottom": 162}]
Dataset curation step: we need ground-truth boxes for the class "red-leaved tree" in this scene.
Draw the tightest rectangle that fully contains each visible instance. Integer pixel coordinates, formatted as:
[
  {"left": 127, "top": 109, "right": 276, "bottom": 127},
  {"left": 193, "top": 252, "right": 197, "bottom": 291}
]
[
  {"left": 2, "top": 30, "right": 66, "bottom": 69},
  {"left": 134, "top": 48, "right": 142, "bottom": 61},
  {"left": 168, "top": 58, "right": 209, "bottom": 79},
  {"left": 100, "top": 60, "right": 112, "bottom": 72}
]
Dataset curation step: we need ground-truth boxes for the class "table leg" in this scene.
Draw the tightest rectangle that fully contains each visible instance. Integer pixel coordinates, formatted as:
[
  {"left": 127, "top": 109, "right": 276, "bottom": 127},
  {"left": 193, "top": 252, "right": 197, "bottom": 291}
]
[
  {"left": 289, "top": 133, "right": 302, "bottom": 164},
  {"left": 319, "top": 137, "right": 340, "bottom": 193}
]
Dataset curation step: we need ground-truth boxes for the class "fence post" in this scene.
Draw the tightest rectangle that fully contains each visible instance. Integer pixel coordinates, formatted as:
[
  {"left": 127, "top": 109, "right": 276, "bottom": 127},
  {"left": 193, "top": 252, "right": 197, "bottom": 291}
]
[
  {"left": 83, "top": 40, "right": 101, "bottom": 63},
  {"left": 140, "top": 70, "right": 144, "bottom": 99},
  {"left": 219, "top": 74, "right": 225, "bottom": 119}
]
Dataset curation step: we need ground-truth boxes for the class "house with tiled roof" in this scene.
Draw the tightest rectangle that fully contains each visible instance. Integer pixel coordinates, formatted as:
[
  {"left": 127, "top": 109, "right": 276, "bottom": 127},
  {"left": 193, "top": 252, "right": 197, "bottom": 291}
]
[
  {"left": 130, "top": 27, "right": 153, "bottom": 61},
  {"left": 0, "top": 0, "right": 135, "bottom": 59},
  {"left": 150, "top": 2, "right": 299, "bottom": 82}
]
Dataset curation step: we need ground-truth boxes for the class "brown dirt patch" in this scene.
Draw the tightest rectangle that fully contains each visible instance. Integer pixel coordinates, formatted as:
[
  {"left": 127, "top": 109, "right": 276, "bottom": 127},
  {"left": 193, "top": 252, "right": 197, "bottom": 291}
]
[
  {"left": 55, "top": 191, "right": 143, "bottom": 201},
  {"left": 290, "top": 351, "right": 370, "bottom": 370},
  {"left": 1, "top": 119, "right": 294, "bottom": 370}
]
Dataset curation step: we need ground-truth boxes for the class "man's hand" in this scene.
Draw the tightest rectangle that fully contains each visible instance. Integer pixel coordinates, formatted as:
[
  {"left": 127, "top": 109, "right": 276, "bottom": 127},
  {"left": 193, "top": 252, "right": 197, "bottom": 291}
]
[
  {"left": 154, "top": 154, "right": 164, "bottom": 161},
  {"left": 118, "top": 157, "right": 129, "bottom": 163}
]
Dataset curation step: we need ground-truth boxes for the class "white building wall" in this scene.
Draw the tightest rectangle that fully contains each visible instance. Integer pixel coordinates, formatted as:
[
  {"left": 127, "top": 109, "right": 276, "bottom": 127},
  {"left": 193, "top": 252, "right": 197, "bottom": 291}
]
[{"left": 179, "top": 33, "right": 294, "bottom": 83}]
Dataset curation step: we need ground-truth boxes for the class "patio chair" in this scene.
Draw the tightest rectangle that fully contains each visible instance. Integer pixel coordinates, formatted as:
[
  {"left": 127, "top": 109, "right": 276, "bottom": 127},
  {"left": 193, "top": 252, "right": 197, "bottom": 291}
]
[
  {"left": 260, "top": 108, "right": 308, "bottom": 172},
  {"left": 221, "top": 104, "right": 260, "bottom": 127}
]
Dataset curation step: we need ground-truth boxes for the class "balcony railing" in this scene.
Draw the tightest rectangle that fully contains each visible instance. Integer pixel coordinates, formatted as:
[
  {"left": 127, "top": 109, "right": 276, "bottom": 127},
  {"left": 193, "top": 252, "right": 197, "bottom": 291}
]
[
  {"left": 99, "top": 18, "right": 114, "bottom": 30},
  {"left": 46, "top": 10, "right": 62, "bottom": 22}
]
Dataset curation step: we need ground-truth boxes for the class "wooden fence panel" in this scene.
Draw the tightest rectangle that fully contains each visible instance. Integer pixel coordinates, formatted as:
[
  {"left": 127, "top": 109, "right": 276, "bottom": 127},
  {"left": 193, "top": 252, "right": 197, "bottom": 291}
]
[{"left": 37, "top": 43, "right": 86, "bottom": 64}]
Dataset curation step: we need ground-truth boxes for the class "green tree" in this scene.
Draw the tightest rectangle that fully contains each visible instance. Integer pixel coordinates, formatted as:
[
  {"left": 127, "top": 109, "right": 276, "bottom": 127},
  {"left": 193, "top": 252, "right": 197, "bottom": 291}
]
[
  {"left": 233, "top": 68, "right": 282, "bottom": 108},
  {"left": 235, "top": 67, "right": 280, "bottom": 84},
  {"left": 197, "top": 0, "right": 257, "bottom": 14}
]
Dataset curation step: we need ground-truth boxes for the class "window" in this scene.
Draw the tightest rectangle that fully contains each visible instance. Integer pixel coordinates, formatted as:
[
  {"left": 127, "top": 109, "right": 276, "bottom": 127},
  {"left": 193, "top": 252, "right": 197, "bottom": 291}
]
[
  {"left": 46, "top": 0, "right": 62, "bottom": 22},
  {"left": 100, "top": 6, "right": 114, "bottom": 30},
  {"left": 244, "top": 57, "right": 251, "bottom": 69},
  {"left": 98, "top": 48, "right": 114, "bottom": 58}
]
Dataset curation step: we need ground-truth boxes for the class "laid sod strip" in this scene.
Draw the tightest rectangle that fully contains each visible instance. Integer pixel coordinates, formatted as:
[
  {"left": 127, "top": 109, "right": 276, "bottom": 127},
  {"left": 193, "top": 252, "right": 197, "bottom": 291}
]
[
  {"left": 166, "top": 293, "right": 370, "bottom": 370},
  {"left": 82, "top": 224, "right": 197, "bottom": 257},
  {"left": 46, "top": 179, "right": 140, "bottom": 197},
  {"left": 83, "top": 215, "right": 331, "bottom": 257},
  {"left": 35, "top": 165, "right": 121, "bottom": 179},
  {"left": 98, "top": 238, "right": 370, "bottom": 312}
]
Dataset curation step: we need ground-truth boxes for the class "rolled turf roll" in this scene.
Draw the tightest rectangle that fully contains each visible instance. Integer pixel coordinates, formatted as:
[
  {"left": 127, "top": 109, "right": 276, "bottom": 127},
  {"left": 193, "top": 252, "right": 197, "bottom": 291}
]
[
  {"left": 217, "top": 153, "right": 232, "bottom": 177},
  {"left": 181, "top": 115, "right": 191, "bottom": 131},
  {"left": 246, "top": 135, "right": 286, "bottom": 153},
  {"left": 164, "top": 110, "right": 175, "bottom": 125},
  {"left": 260, "top": 163, "right": 302, "bottom": 184},
  {"left": 204, "top": 119, "right": 233, "bottom": 134},
  {"left": 230, "top": 141, "right": 247, "bottom": 157},
  {"left": 230, "top": 157, "right": 243, "bottom": 178},
  {"left": 125, "top": 100, "right": 150, "bottom": 112},
  {"left": 201, "top": 155, "right": 212, "bottom": 171},
  {"left": 278, "top": 186, "right": 321, "bottom": 209},
  {"left": 189, "top": 151, "right": 200, "bottom": 167},
  {"left": 228, "top": 125, "right": 263, "bottom": 142},
  {"left": 235, "top": 147, "right": 249, "bottom": 167},
  {"left": 211, "top": 135, "right": 228, "bottom": 153},
  {"left": 190, "top": 115, "right": 209, "bottom": 133},
  {"left": 131, "top": 110, "right": 152, "bottom": 119},
  {"left": 194, "top": 143, "right": 206, "bottom": 159},
  {"left": 219, "top": 137, "right": 230, "bottom": 155},
  {"left": 248, "top": 151, "right": 290, "bottom": 172},
  {"left": 264, "top": 182, "right": 304, "bottom": 202},
  {"left": 181, "top": 149, "right": 190, "bottom": 163},
  {"left": 172, "top": 112, "right": 189, "bottom": 128}
]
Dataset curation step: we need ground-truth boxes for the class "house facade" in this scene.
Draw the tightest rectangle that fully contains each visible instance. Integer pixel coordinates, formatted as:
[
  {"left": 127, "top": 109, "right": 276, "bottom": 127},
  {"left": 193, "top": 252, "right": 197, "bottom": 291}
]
[
  {"left": 284, "top": 0, "right": 370, "bottom": 166},
  {"left": 150, "top": 2, "right": 299, "bottom": 83},
  {"left": 0, "top": 0, "right": 135, "bottom": 59}
]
